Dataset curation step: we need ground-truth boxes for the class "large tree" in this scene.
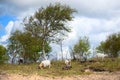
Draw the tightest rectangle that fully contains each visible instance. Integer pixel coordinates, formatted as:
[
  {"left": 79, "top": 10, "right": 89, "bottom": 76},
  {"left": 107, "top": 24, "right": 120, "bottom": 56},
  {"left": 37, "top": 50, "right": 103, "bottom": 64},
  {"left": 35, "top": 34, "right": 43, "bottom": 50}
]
[
  {"left": 24, "top": 3, "right": 76, "bottom": 59},
  {"left": 96, "top": 32, "right": 120, "bottom": 57},
  {"left": 73, "top": 36, "right": 90, "bottom": 61}
]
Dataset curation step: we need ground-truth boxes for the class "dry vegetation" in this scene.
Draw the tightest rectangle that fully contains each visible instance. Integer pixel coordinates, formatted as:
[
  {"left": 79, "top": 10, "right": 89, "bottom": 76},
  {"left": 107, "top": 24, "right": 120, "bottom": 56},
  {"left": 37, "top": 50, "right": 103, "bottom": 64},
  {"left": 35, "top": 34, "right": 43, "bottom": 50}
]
[{"left": 0, "top": 58, "right": 120, "bottom": 80}]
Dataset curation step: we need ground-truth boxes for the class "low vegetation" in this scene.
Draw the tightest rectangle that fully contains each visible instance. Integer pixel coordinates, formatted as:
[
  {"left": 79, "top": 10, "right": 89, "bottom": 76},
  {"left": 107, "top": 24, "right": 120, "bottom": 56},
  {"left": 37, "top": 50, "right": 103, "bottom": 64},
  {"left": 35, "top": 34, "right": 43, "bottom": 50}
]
[{"left": 0, "top": 58, "right": 120, "bottom": 77}]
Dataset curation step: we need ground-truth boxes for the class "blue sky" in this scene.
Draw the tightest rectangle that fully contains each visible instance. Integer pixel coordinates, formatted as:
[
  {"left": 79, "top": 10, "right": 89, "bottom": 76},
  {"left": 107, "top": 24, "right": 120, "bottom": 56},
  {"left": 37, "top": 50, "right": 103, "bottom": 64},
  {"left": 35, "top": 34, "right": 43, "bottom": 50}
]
[{"left": 0, "top": 0, "right": 120, "bottom": 52}]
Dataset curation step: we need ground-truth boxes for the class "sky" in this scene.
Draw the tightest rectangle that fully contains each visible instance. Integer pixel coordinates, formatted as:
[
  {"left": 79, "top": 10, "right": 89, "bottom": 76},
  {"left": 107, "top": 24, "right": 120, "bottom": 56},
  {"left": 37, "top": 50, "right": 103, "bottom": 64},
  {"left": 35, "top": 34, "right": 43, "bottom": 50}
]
[{"left": 0, "top": 0, "right": 120, "bottom": 53}]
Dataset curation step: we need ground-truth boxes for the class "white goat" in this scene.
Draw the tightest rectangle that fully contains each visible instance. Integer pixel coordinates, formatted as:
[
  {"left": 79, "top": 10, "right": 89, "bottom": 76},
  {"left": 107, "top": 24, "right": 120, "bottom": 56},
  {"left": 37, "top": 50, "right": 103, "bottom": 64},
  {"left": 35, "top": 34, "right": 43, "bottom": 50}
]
[
  {"left": 38, "top": 60, "right": 51, "bottom": 69},
  {"left": 95, "top": 53, "right": 108, "bottom": 59},
  {"left": 65, "top": 59, "right": 71, "bottom": 66}
]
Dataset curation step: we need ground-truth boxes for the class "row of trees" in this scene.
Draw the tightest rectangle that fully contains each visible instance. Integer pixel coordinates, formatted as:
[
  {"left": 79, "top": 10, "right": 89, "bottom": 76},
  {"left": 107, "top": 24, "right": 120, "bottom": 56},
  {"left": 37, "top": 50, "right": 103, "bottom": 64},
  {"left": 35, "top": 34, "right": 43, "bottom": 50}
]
[
  {"left": 1, "top": 28, "right": 120, "bottom": 64},
  {"left": 72, "top": 32, "right": 120, "bottom": 62}
]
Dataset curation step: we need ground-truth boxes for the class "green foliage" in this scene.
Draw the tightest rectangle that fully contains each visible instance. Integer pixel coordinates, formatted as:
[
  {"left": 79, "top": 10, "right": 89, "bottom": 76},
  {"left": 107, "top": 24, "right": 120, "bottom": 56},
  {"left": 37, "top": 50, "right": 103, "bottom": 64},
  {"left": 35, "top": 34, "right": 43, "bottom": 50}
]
[
  {"left": 8, "top": 31, "right": 23, "bottom": 56},
  {"left": 7, "top": 30, "right": 51, "bottom": 63},
  {"left": 96, "top": 41, "right": 106, "bottom": 53},
  {"left": 24, "top": 3, "right": 76, "bottom": 58},
  {"left": 73, "top": 36, "right": 90, "bottom": 60},
  {"left": 0, "top": 45, "right": 7, "bottom": 63},
  {"left": 96, "top": 32, "right": 120, "bottom": 57}
]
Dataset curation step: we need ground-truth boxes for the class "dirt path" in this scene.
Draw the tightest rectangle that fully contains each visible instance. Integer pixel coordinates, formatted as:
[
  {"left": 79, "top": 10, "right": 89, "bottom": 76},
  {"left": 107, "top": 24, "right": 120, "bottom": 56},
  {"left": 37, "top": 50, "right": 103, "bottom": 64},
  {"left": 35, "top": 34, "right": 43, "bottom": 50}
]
[{"left": 0, "top": 72, "right": 120, "bottom": 80}]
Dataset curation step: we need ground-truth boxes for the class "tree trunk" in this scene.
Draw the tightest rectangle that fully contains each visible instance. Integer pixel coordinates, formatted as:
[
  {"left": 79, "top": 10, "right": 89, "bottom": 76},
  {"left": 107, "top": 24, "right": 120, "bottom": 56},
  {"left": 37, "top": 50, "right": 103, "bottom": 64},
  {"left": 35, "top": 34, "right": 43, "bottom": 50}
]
[
  {"left": 73, "top": 54, "right": 76, "bottom": 60},
  {"left": 60, "top": 41, "right": 63, "bottom": 60},
  {"left": 42, "top": 41, "right": 46, "bottom": 60},
  {"left": 11, "top": 57, "right": 15, "bottom": 64},
  {"left": 11, "top": 53, "right": 17, "bottom": 64}
]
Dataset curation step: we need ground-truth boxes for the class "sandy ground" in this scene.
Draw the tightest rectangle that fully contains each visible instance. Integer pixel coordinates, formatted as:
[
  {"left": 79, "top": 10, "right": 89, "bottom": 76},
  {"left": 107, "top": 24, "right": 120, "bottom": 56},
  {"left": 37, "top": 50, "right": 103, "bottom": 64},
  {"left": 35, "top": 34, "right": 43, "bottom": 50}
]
[{"left": 0, "top": 72, "right": 120, "bottom": 80}]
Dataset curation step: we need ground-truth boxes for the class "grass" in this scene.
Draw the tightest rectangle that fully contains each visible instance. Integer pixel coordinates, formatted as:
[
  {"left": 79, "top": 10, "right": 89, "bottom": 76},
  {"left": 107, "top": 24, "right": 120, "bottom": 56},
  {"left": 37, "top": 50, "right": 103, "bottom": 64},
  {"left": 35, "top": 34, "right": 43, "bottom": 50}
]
[
  {"left": 0, "top": 58, "right": 120, "bottom": 76},
  {"left": 89, "top": 58, "right": 120, "bottom": 71}
]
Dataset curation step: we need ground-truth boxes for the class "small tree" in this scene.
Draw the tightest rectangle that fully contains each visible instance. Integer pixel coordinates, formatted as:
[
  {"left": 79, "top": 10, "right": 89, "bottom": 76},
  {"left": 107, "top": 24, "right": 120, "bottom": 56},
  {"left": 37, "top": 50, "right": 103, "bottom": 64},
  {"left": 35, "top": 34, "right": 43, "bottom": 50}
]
[
  {"left": 0, "top": 45, "right": 7, "bottom": 63},
  {"left": 73, "top": 36, "right": 90, "bottom": 61},
  {"left": 24, "top": 3, "right": 76, "bottom": 59},
  {"left": 96, "top": 32, "right": 120, "bottom": 58},
  {"left": 7, "top": 30, "right": 23, "bottom": 64}
]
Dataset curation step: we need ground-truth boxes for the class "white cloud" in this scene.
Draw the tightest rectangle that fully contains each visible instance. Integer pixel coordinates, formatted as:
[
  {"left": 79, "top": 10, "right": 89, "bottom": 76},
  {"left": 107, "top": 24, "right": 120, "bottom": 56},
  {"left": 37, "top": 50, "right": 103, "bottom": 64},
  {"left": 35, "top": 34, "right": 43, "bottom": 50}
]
[
  {"left": 0, "top": 21, "right": 13, "bottom": 42},
  {"left": 0, "top": 20, "right": 23, "bottom": 45},
  {"left": 1, "top": 0, "right": 120, "bottom": 18},
  {"left": 5, "top": 21, "right": 14, "bottom": 35},
  {"left": 12, "top": 20, "right": 24, "bottom": 32},
  {"left": 68, "top": 0, "right": 120, "bottom": 18},
  {"left": 63, "top": 16, "right": 120, "bottom": 48},
  {"left": 11, "top": 0, "right": 41, "bottom": 6},
  {"left": 1, "top": 0, "right": 120, "bottom": 53}
]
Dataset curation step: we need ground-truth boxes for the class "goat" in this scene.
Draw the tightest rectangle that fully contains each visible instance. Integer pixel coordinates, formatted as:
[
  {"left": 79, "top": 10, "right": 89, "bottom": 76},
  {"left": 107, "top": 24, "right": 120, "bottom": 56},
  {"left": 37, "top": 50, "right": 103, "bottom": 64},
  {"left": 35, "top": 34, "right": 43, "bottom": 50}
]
[
  {"left": 62, "top": 60, "right": 72, "bottom": 70},
  {"left": 38, "top": 60, "right": 51, "bottom": 69},
  {"left": 65, "top": 59, "right": 71, "bottom": 66}
]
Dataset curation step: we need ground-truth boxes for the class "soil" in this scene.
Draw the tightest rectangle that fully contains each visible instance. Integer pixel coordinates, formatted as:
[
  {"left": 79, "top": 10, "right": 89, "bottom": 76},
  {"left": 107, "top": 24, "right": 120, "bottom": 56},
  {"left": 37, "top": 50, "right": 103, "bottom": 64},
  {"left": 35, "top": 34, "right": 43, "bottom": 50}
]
[{"left": 0, "top": 72, "right": 120, "bottom": 80}]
